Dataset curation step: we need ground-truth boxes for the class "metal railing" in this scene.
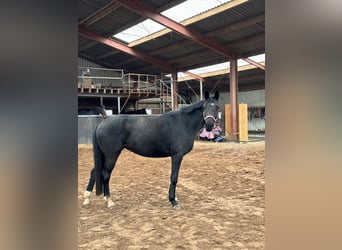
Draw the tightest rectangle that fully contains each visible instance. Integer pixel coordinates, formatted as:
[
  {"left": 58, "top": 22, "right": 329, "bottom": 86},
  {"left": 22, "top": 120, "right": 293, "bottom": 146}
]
[
  {"left": 159, "top": 79, "right": 187, "bottom": 107},
  {"left": 123, "top": 73, "right": 159, "bottom": 94},
  {"left": 78, "top": 67, "right": 124, "bottom": 88}
]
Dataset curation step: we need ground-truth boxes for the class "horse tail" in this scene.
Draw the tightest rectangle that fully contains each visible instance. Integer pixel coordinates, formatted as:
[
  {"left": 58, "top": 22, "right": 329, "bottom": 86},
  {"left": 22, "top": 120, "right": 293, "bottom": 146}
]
[{"left": 93, "top": 126, "right": 105, "bottom": 196}]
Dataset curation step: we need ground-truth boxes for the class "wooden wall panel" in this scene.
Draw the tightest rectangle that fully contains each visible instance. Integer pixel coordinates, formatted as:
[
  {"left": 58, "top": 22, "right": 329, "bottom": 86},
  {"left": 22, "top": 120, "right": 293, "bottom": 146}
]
[
  {"left": 225, "top": 104, "right": 231, "bottom": 137},
  {"left": 225, "top": 103, "right": 248, "bottom": 141},
  {"left": 239, "top": 103, "right": 248, "bottom": 141}
]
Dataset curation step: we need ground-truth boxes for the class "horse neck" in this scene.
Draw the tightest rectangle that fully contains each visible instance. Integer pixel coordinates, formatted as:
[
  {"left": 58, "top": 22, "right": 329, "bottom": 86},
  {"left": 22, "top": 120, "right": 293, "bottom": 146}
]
[{"left": 181, "top": 107, "right": 204, "bottom": 135}]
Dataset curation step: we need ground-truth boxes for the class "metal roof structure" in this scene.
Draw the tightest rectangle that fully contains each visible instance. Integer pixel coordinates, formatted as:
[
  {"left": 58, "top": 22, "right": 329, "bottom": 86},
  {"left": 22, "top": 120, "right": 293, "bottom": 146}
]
[{"left": 78, "top": 0, "right": 265, "bottom": 95}]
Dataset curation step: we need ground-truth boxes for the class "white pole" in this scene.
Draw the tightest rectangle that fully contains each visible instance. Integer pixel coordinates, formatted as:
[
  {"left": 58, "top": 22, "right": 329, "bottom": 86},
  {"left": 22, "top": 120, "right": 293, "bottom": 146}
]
[
  {"left": 170, "top": 78, "right": 174, "bottom": 111},
  {"left": 200, "top": 80, "right": 203, "bottom": 100},
  {"left": 117, "top": 96, "right": 121, "bottom": 114}
]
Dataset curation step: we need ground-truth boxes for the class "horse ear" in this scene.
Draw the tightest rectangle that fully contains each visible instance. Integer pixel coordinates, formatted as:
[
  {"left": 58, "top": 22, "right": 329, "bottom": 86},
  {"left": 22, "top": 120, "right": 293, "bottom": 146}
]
[
  {"left": 214, "top": 91, "right": 219, "bottom": 100},
  {"left": 205, "top": 91, "right": 209, "bottom": 100}
]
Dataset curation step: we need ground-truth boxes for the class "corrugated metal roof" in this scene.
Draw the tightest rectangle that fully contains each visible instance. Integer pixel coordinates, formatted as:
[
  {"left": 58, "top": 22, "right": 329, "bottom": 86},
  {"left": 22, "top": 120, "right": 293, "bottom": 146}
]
[
  {"left": 78, "top": 0, "right": 265, "bottom": 92},
  {"left": 114, "top": 0, "right": 232, "bottom": 43}
]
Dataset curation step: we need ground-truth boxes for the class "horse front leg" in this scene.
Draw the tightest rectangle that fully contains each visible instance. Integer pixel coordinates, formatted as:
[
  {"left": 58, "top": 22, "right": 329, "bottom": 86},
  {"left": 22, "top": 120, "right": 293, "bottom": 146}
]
[{"left": 169, "top": 153, "right": 184, "bottom": 208}]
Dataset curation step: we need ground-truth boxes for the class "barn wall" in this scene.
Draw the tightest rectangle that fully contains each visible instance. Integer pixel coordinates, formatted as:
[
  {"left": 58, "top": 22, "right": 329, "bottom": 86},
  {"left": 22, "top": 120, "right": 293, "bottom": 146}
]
[
  {"left": 219, "top": 89, "right": 265, "bottom": 106},
  {"left": 78, "top": 115, "right": 103, "bottom": 144},
  {"left": 78, "top": 57, "right": 102, "bottom": 68},
  {"left": 238, "top": 90, "right": 265, "bottom": 133},
  {"left": 217, "top": 89, "right": 265, "bottom": 136}
]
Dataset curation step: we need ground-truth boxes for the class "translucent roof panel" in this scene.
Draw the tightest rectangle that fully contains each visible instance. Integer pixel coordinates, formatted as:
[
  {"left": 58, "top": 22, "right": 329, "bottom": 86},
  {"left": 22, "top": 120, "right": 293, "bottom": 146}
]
[
  {"left": 177, "top": 54, "right": 265, "bottom": 79},
  {"left": 114, "top": 19, "right": 165, "bottom": 43},
  {"left": 163, "top": 0, "right": 232, "bottom": 22},
  {"left": 237, "top": 54, "right": 265, "bottom": 67},
  {"left": 113, "top": 0, "right": 231, "bottom": 43}
]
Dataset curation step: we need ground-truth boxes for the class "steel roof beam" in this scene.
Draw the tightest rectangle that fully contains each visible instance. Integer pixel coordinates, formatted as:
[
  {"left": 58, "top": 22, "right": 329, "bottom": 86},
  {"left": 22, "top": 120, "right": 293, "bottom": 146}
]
[
  {"left": 79, "top": 0, "right": 186, "bottom": 52},
  {"left": 115, "top": 0, "right": 233, "bottom": 57},
  {"left": 127, "top": 0, "right": 249, "bottom": 47},
  {"left": 78, "top": 27, "right": 207, "bottom": 83},
  {"left": 79, "top": 27, "right": 174, "bottom": 71},
  {"left": 103, "top": 34, "right": 264, "bottom": 74},
  {"left": 114, "top": 0, "right": 265, "bottom": 71},
  {"left": 96, "top": 14, "right": 263, "bottom": 60},
  {"left": 135, "top": 33, "right": 264, "bottom": 72}
]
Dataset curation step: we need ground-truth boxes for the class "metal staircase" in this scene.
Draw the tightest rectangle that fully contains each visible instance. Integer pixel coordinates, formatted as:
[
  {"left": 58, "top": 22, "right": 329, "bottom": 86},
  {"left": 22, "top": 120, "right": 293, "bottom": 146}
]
[{"left": 159, "top": 79, "right": 187, "bottom": 111}]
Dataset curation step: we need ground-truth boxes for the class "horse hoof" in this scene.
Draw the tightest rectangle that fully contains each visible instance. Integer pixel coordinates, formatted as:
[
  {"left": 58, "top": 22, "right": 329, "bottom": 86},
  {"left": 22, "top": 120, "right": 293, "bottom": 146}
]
[
  {"left": 107, "top": 201, "right": 115, "bottom": 208},
  {"left": 172, "top": 204, "right": 181, "bottom": 209},
  {"left": 84, "top": 190, "right": 91, "bottom": 198},
  {"left": 105, "top": 197, "right": 114, "bottom": 208},
  {"left": 82, "top": 198, "right": 90, "bottom": 206}
]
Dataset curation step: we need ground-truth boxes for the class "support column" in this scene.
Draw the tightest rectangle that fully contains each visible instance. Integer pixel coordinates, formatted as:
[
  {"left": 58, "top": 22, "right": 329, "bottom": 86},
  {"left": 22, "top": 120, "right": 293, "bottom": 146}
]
[
  {"left": 230, "top": 54, "right": 239, "bottom": 140},
  {"left": 100, "top": 96, "right": 103, "bottom": 107},
  {"left": 171, "top": 72, "right": 178, "bottom": 110},
  {"left": 200, "top": 80, "right": 203, "bottom": 100},
  {"left": 117, "top": 96, "right": 121, "bottom": 114}
]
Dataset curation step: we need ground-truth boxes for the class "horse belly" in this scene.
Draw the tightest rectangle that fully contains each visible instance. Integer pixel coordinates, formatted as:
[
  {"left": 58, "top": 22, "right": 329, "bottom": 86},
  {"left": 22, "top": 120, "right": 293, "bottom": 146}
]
[
  {"left": 125, "top": 144, "right": 170, "bottom": 158},
  {"left": 122, "top": 119, "right": 171, "bottom": 157}
]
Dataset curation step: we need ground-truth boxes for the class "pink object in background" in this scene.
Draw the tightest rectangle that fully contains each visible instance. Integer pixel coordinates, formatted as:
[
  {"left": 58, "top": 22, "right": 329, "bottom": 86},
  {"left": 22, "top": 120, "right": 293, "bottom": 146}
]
[{"left": 200, "top": 125, "right": 222, "bottom": 139}]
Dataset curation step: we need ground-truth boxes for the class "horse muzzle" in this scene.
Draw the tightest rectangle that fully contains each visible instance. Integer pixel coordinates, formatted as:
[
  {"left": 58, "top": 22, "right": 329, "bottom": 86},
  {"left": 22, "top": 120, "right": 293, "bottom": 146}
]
[{"left": 204, "top": 115, "right": 216, "bottom": 132}]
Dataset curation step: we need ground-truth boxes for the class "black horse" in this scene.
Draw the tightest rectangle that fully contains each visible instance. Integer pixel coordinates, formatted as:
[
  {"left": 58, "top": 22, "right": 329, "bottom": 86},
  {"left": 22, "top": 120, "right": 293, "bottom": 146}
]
[{"left": 83, "top": 91, "right": 219, "bottom": 208}]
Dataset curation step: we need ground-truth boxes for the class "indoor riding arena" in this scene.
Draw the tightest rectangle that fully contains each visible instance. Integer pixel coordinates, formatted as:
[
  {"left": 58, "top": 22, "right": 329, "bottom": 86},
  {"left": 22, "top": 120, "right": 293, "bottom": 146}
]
[
  {"left": 78, "top": 140, "right": 265, "bottom": 249},
  {"left": 78, "top": 0, "right": 265, "bottom": 249}
]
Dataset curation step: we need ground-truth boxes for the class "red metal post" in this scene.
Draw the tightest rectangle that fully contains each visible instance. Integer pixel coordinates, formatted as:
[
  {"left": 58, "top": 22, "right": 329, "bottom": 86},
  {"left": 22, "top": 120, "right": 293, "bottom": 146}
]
[
  {"left": 172, "top": 72, "right": 178, "bottom": 110},
  {"left": 230, "top": 54, "right": 239, "bottom": 140}
]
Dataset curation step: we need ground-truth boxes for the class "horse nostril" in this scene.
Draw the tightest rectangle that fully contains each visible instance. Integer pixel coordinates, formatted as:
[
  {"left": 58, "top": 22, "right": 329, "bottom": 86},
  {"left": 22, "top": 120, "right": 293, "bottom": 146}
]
[{"left": 205, "top": 123, "right": 214, "bottom": 131}]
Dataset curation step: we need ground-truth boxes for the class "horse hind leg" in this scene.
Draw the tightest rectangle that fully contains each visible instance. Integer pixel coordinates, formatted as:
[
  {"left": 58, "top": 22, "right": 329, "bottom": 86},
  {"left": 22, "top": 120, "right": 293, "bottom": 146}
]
[
  {"left": 102, "top": 155, "right": 120, "bottom": 208},
  {"left": 83, "top": 168, "right": 96, "bottom": 205},
  {"left": 83, "top": 190, "right": 91, "bottom": 205}
]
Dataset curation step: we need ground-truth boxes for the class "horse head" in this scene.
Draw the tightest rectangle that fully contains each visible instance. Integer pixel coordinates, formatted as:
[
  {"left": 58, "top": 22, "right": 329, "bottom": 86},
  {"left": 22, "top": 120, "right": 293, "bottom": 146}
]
[{"left": 203, "top": 91, "right": 219, "bottom": 132}]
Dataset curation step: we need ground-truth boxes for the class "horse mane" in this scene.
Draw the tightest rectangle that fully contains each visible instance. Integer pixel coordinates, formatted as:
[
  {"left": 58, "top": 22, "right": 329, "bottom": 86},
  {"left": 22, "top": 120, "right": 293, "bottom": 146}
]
[{"left": 180, "top": 100, "right": 205, "bottom": 114}]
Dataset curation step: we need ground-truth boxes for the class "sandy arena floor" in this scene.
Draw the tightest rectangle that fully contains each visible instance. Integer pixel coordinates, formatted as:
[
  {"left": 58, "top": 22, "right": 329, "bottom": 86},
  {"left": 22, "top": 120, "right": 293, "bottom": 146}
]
[{"left": 78, "top": 140, "right": 265, "bottom": 249}]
